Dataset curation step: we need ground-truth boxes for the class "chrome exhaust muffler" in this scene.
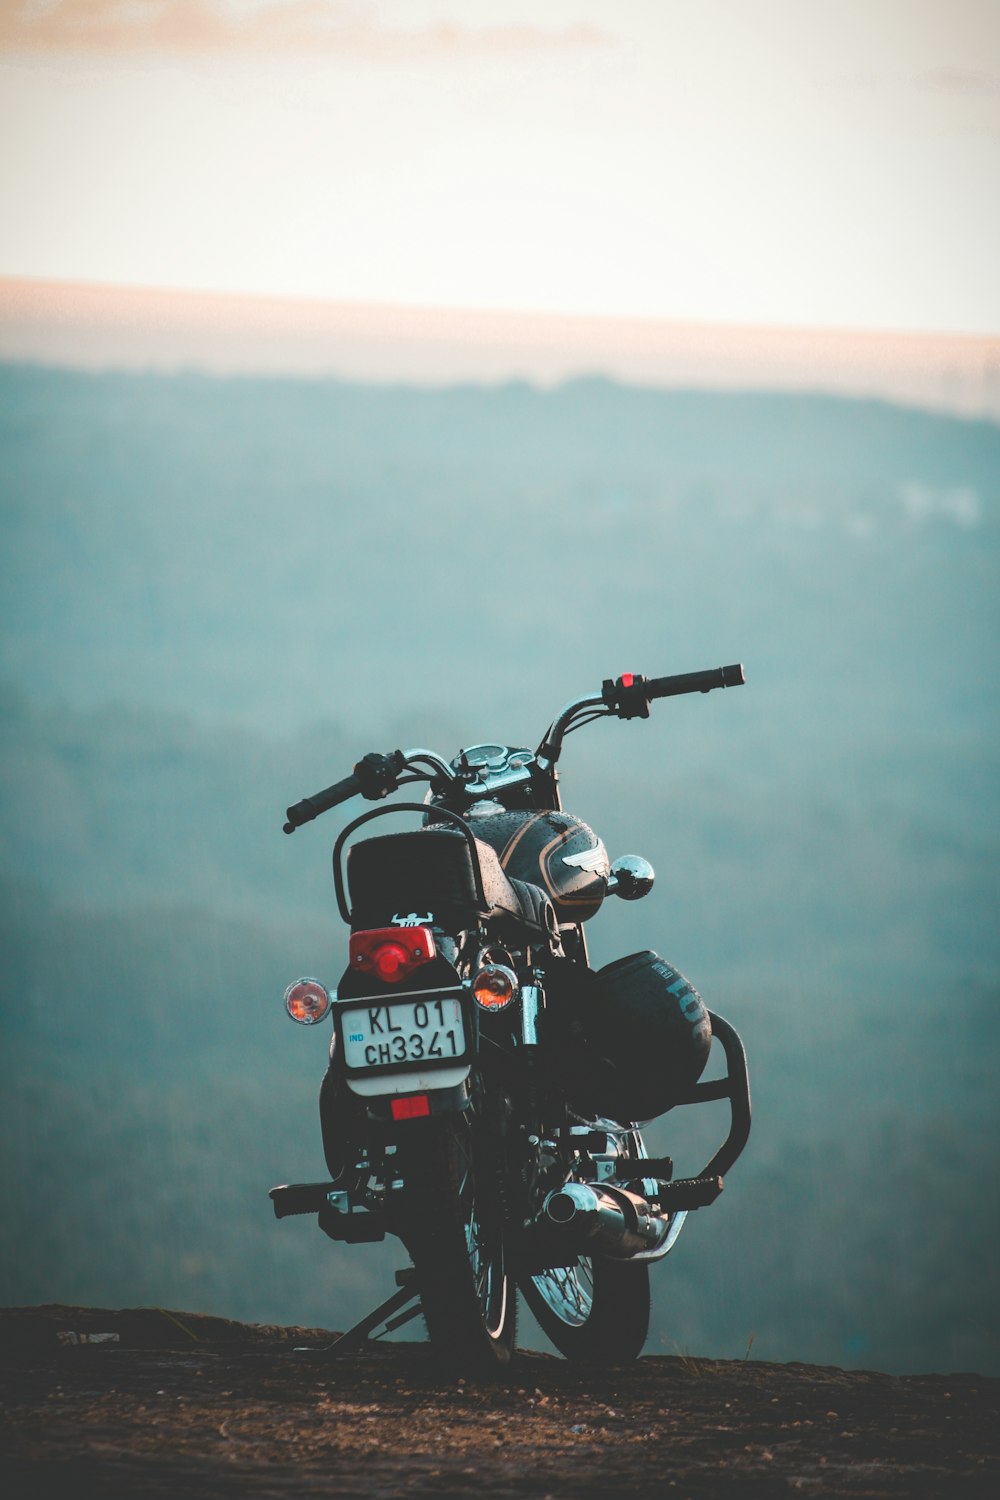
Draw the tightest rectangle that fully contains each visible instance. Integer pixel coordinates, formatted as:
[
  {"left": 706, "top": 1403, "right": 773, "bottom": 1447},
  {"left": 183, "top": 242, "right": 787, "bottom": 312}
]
[{"left": 542, "top": 1181, "right": 668, "bottom": 1260}]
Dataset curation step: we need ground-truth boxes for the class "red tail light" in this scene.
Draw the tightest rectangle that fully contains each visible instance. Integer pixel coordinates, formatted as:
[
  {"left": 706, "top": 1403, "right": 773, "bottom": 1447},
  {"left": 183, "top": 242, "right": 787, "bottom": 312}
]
[{"left": 349, "top": 926, "right": 436, "bottom": 984}]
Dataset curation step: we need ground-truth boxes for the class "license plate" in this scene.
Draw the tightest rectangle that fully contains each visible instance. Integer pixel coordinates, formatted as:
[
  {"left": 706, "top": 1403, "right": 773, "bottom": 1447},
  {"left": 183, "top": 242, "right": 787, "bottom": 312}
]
[{"left": 340, "top": 993, "right": 467, "bottom": 1072}]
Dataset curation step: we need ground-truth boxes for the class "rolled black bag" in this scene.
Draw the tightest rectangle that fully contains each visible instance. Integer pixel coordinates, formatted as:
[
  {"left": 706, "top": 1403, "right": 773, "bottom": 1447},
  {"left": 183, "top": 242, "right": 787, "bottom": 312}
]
[{"left": 554, "top": 950, "right": 712, "bottom": 1123}]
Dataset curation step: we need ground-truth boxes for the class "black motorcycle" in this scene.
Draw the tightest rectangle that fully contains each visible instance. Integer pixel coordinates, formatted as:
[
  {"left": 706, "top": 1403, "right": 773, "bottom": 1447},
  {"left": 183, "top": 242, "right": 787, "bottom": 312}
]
[{"left": 270, "top": 666, "right": 751, "bottom": 1368}]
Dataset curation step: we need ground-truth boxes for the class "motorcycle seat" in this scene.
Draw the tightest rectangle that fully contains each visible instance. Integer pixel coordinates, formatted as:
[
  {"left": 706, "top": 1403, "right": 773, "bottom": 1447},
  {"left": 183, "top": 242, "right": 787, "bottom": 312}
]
[{"left": 346, "top": 829, "right": 553, "bottom": 938}]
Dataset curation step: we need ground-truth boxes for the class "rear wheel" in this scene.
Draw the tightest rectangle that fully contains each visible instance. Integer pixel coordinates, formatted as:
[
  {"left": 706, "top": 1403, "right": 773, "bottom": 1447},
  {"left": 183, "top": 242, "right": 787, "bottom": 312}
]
[
  {"left": 521, "top": 1255, "right": 650, "bottom": 1363},
  {"left": 396, "top": 1106, "right": 516, "bottom": 1369}
]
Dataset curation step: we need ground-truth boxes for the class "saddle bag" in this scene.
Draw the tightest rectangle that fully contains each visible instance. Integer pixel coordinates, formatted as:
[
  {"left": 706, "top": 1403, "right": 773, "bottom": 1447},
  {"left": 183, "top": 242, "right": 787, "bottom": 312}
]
[{"left": 556, "top": 950, "right": 712, "bottom": 1123}]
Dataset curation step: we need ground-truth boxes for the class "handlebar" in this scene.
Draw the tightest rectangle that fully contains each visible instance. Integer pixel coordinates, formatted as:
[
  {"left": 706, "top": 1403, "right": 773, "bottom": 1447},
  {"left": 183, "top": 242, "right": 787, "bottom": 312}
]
[
  {"left": 283, "top": 772, "right": 363, "bottom": 833},
  {"left": 647, "top": 663, "right": 745, "bottom": 698},
  {"left": 284, "top": 664, "right": 746, "bottom": 830},
  {"left": 607, "top": 663, "right": 745, "bottom": 720},
  {"left": 283, "top": 749, "right": 409, "bottom": 834},
  {"left": 536, "top": 662, "right": 746, "bottom": 765}
]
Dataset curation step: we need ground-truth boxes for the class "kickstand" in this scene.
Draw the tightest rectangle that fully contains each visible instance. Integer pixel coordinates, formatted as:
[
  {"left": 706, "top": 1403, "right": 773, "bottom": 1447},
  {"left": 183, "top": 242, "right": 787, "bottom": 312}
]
[{"left": 294, "top": 1269, "right": 423, "bottom": 1355}]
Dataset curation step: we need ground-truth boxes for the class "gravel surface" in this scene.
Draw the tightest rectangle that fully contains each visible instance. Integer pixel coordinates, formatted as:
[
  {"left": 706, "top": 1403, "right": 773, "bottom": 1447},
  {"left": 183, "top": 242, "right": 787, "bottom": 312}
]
[{"left": 2, "top": 1305, "right": 997, "bottom": 1498}]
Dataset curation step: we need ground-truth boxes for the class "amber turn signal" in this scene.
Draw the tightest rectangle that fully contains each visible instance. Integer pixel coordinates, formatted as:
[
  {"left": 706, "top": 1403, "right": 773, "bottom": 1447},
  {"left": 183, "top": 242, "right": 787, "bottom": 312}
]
[
  {"left": 284, "top": 977, "right": 332, "bottom": 1025},
  {"left": 472, "top": 964, "right": 518, "bottom": 1012}
]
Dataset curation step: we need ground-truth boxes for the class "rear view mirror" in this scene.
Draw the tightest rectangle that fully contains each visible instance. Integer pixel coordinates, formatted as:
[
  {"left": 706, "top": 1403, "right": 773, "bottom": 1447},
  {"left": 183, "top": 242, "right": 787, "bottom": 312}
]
[{"left": 606, "top": 855, "right": 655, "bottom": 901}]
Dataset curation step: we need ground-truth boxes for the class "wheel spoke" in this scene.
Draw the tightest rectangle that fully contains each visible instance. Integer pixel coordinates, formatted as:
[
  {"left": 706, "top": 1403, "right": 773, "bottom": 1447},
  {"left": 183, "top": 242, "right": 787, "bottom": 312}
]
[{"left": 531, "top": 1258, "right": 595, "bottom": 1327}]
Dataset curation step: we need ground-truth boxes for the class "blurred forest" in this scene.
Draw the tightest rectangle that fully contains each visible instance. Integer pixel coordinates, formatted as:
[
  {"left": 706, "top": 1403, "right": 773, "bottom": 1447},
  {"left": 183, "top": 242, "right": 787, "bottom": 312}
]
[{"left": 1, "top": 363, "right": 997, "bottom": 1375}]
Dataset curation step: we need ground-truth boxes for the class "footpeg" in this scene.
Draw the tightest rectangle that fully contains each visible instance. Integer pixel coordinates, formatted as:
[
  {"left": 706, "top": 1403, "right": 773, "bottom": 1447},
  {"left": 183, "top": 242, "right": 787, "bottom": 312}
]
[
  {"left": 656, "top": 1175, "right": 723, "bottom": 1210},
  {"left": 612, "top": 1155, "right": 673, "bottom": 1181},
  {"left": 269, "top": 1182, "right": 341, "bottom": 1218},
  {"left": 319, "top": 1192, "right": 387, "bottom": 1244}
]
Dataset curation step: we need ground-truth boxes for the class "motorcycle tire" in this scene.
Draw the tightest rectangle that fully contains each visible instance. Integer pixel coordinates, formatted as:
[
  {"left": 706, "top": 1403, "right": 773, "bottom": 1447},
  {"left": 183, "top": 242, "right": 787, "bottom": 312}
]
[
  {"left": 395, "top": 1103, "right": 516, "bottom": 1370},
  {"left": 521, "top": 1257, "right": 650, "bottom": 1364}
]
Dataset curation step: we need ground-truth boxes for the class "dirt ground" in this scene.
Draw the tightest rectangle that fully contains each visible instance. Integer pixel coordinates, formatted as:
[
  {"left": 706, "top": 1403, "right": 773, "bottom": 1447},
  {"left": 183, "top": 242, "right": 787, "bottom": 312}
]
[{"left": 2, "top": 1305, "right": 997, "bottom": 1498}]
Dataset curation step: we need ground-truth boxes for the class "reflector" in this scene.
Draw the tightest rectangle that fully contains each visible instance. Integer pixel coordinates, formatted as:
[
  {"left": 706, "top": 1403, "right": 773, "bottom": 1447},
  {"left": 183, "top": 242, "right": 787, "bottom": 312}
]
[
  {"left": 391, "top": 1094, "right": 431, "bottom": 1120},
  {"left": 284, "top": 977, "right": 332, "bottom": 1025}
]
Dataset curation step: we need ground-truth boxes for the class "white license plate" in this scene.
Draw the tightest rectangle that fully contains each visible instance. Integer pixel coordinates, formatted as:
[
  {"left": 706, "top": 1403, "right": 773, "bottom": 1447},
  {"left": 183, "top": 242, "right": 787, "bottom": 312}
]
[{"left": 341, "top": 994, "right": 467, "bottom": 1071}]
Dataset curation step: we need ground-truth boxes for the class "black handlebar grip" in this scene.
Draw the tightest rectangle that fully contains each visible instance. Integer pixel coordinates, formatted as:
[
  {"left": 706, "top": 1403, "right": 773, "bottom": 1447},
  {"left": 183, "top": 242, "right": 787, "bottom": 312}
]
[
  {"left": 646, "top": 663, "right": 745, "bottom": 699},
  {"left": 283, "top": 772, "right": 362, "bottom": 834}
]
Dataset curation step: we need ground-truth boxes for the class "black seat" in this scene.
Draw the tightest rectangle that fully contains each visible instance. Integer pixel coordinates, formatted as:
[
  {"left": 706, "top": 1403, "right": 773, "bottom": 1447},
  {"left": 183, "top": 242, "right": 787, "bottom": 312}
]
[{"left": 347, "top": 829, "right": 552, "bottom": 938}]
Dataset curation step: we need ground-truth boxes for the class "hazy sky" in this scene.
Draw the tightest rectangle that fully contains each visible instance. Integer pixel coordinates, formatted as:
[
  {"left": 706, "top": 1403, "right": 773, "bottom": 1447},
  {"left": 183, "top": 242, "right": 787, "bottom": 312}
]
[{"left": 1, "top": 0, "right": 999, "bottom": 332}]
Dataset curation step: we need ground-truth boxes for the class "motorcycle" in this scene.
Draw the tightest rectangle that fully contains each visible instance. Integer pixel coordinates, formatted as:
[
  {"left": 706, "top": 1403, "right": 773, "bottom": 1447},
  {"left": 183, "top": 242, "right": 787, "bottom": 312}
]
[{"left": 270, "top": 665, "right": 751, "bottom": 1368}]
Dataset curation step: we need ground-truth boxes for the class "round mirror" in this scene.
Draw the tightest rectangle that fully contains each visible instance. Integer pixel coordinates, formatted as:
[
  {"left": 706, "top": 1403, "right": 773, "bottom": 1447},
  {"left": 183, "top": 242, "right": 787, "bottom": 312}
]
[{"left": 607, "top": 854, "right": 655, "bottom": 901}]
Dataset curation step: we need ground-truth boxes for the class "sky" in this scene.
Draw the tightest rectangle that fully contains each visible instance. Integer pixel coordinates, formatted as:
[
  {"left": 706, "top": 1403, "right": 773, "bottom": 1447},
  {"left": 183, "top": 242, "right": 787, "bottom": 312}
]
[{"left": 1, "top": 0, "right": 999, "bottom": 334}]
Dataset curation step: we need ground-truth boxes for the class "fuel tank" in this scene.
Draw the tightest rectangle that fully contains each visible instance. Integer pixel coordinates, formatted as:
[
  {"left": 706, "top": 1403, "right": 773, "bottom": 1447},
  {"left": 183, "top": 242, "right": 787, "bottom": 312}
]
[{"left": 464, "top": 808, "right": 610, "bottom": 922}]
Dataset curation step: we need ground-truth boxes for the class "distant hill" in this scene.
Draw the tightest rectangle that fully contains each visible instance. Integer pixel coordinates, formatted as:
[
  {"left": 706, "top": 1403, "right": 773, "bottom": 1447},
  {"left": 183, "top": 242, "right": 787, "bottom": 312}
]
[{"left": 2, "top": 363, "right": 997, "bottom": 740}]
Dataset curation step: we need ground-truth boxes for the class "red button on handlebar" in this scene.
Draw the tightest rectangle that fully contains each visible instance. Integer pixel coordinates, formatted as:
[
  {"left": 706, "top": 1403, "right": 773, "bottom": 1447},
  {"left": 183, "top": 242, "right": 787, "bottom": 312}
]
[{"left": 621, "top": 672, "right": 634, "bottom": 687}]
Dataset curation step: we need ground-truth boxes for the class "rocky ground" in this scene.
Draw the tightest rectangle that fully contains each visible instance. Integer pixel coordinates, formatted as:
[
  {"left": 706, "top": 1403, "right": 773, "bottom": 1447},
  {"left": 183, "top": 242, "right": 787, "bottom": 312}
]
[{"left": 1, "top": 1305, "right": 997, "bottom": 1498}]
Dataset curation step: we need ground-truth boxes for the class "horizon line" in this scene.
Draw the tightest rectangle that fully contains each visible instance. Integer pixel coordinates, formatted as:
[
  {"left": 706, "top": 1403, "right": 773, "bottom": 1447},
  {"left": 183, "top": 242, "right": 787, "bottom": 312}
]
[
  {"left": 5, "top": 271, "right": 1000, "bottom": 345},
  {"left": 2, "top": 275, "right": 998, "bottom": 421}
]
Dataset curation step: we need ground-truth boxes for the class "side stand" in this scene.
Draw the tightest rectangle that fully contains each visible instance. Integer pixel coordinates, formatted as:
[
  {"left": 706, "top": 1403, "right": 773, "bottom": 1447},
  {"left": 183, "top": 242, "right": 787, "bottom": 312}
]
[{"left": 294, "top": 1269, "right": 423, "bottom": 1356}]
